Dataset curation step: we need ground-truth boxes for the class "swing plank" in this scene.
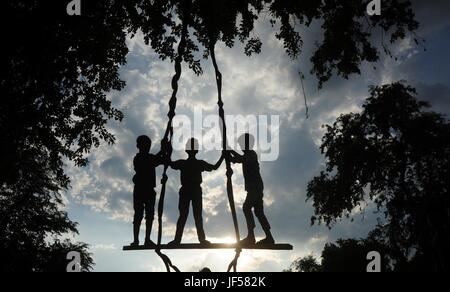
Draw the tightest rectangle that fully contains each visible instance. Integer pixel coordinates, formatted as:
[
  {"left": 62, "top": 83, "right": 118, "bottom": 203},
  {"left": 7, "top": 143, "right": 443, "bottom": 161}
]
[{"left": 123, "top": 243, "right": 293, "bottom": 251}]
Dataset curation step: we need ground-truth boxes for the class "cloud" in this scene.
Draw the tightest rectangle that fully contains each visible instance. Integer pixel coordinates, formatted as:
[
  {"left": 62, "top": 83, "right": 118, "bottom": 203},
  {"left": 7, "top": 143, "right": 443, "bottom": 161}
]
[
  {"left": 415, "top": 83, "right": 450, "bottom": 116},
  {"left": 92, "top": 244, "right": 118, "bottom": 251}
]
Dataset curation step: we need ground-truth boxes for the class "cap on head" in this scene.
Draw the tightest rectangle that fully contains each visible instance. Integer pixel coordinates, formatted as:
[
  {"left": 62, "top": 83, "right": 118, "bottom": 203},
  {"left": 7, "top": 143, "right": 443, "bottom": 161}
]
[
  {"left": 186, "top": 138, "right": 199, "bottom": 154},
  {"left": 238, "top": 133, "right": 255, "bottom": 151},
  {"left": 137, "top": 135, "right": 152, "bottom": 151}
]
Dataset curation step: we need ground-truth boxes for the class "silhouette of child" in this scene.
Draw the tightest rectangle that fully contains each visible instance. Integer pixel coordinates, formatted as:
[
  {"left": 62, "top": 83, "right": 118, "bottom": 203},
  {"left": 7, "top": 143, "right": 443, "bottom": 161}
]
[
  {"left": 229, "top": 133, "right": 275, "bottom": 245},
  {"left": 168, "top": 138, "right": 224, "bottom": 246},
  {"left": 131, "top": 135, "right": 165, "bottom": 247}
]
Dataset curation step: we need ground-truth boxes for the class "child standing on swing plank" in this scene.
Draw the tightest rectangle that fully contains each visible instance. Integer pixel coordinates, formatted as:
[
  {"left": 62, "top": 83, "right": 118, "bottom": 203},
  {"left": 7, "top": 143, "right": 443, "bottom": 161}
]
[
  {"left": 131, "top": 135, "right": 165, "bottom": 247},
  {"left": 229, "top": 133, "right": 275, "bottom": 245},
  {"left": 168, "top": 138, "right": 225, "bottom": 246}
]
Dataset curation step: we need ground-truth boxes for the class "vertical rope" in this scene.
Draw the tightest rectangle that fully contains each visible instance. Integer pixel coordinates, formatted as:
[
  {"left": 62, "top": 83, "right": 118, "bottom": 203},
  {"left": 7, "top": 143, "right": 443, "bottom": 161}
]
[
  {"left": 155, "top": 0, "right": 191, "bottom": 272},
  {"left": 209, "top": 44, "right": 240, "bottom": 244},
  {"left": 227, "top": 249, "right": 242, "bottom": 272},
  {"left": 299, "top": 71, "right": 309, "bottom": 119},
  {"left": 209, "top": 43, "right": 242, "bottom": 272}
]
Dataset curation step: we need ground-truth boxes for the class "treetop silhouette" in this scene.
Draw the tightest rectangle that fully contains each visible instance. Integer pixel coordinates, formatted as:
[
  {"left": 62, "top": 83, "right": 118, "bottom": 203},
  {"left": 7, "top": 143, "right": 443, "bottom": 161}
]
[{"left": 307, "top": 82, "right": 450, "bottom": 271}]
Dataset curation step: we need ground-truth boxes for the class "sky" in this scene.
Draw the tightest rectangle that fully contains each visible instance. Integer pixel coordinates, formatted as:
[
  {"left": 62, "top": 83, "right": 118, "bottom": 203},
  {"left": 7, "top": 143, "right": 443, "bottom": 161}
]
[{"left": 63, "top": 1, "right": 450, "bottom": 272}]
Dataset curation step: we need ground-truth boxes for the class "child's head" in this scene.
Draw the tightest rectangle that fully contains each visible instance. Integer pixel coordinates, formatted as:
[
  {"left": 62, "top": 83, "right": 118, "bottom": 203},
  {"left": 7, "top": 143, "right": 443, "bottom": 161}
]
[
  {"left": 238, "top": 133, "right": 255, "bottom": 152},
  {"left": 137, "top": 135, "right": 152, "bottom": 153},
  {"left": 186, "top": 138, "right": 199, "bottom": 157}
]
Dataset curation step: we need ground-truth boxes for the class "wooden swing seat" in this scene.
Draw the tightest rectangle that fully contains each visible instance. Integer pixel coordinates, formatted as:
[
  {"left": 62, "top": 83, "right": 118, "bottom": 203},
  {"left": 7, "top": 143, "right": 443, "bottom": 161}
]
[{"left": 123, "top": 243, "right": 293, "bottom": 251}]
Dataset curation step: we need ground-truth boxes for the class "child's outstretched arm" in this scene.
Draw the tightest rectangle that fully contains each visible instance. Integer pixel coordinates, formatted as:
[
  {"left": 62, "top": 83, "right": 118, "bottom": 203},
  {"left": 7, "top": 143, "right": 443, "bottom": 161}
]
[
  {"left": 154, "top": 149, "right": 166, "bottom": 166},
  {"left": 228, "top": 150, "right": 244, "bottom": 164},
  {"left": 156, "top": 139, "right": 171, "bottom": 166},
  {"left": 212, "top": 151, "right": 226, "bottom": 170},
  {"left": 203, "top": 151, "right": 225, "bottom": 172}
]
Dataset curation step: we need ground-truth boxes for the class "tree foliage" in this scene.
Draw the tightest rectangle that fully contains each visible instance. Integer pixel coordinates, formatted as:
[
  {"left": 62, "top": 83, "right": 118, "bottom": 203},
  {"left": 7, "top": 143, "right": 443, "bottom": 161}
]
[
  {"left": 126, "top": 0, "right": 419, "bottom": 86},
  {"left": 0, "top": 1, "right": 131, "bottom": 271},
  {"left": 307, "top": 82, "right": 450, "bottom": 271},
  {"left": 286, "top": 255, "right": 322, "bottom": 272},
  {"left": 288, "top": 237, "right": 391, "bottom": 272}
]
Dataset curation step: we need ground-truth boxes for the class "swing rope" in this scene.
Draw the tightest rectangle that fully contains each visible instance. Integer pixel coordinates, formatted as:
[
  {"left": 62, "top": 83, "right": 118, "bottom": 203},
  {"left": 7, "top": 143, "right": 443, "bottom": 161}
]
[
  {"left": 155, "top": 0, "right": 191, "bottom": 272},
  {"left": 209, "top": 42, "right": 242, "bottom": 272},
  {"left": 154, "top": 0, "right": 252, "bottom": 272},
  {"left": 126, "top": 27, "right": 293, "bottom": 272}
]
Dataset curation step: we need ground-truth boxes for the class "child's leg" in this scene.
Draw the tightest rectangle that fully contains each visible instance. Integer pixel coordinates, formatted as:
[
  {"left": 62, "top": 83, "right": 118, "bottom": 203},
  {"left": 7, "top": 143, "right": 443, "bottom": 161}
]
[
  {"left": 253, "top": 193, "right": 274, "bottom": 244},
  {"left": 172, "top": 189, "right": 190, "bottom": 244},
  {"left": 242, "top": 197, "right": 256, "bottom": 243},
  {"left": 192, "top": 188, "right": 207, "bottom": 243},
  {"left": 254, "top": 200, "right": 273, "bottom": 239},
  {"left": 143, "top": 191, "right": 156, "bottom": 245},
  {"left": 132, "top": 192, "right": 144, "bottom": 245}
]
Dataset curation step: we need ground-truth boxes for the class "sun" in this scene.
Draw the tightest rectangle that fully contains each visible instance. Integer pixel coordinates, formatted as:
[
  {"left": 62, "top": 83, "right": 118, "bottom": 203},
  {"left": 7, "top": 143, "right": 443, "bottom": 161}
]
[{"left": 219, "top": 236, "right": 238, "bottom": 244}]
